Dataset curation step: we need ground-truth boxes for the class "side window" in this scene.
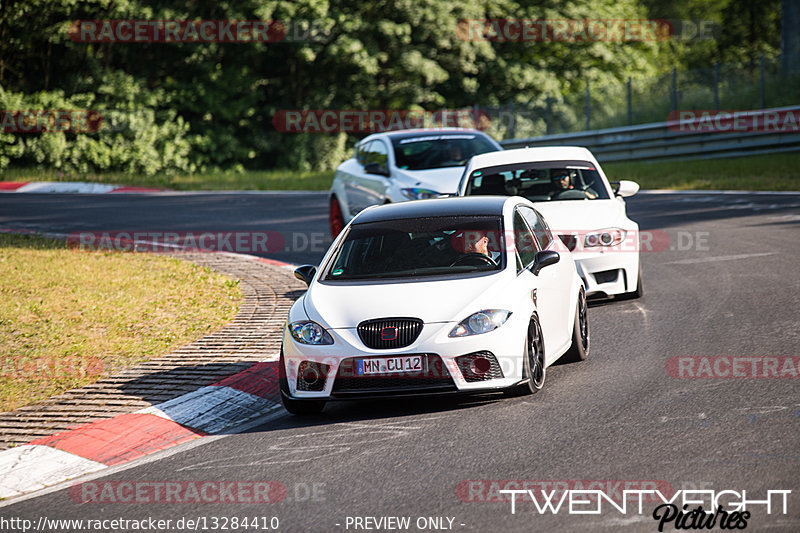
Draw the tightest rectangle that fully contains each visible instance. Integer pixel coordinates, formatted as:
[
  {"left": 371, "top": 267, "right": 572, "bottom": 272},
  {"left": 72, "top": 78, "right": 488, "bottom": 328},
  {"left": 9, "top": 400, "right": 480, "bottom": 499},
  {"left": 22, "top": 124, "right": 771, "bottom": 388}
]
[
  {"left": 519, "top": 206, "right": 552, "bottom": 249},
  {"left": 513, "top": 211, "right": 539, "bottom": 271},
  {"left": 364, "top": 140, "right": 389, "bottom": 167},
  {"left": 357, "top": 141, "right": 372, "bottom": 165}
]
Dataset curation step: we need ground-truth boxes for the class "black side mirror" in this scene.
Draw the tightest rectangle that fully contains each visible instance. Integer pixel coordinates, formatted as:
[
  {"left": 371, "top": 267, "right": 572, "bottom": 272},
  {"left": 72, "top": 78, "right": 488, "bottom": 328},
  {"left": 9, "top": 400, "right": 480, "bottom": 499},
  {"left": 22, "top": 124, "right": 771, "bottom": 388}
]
[
  {"left": 531, "top": 250, "right": 560, "bottom": 276},
  {"left": 364, "top": 162, "right": 390, "bottom": 176},
  {"left": 294, "top": 265, "right": 317, "bottom": 287}
]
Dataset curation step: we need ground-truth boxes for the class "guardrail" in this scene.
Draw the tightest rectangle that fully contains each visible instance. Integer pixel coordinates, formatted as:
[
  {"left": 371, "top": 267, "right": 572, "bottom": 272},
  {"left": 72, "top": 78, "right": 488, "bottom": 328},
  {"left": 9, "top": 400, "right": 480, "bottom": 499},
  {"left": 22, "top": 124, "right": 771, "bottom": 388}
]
[{"left": 500, "top": 105, "right": 800, "bottom": 162}]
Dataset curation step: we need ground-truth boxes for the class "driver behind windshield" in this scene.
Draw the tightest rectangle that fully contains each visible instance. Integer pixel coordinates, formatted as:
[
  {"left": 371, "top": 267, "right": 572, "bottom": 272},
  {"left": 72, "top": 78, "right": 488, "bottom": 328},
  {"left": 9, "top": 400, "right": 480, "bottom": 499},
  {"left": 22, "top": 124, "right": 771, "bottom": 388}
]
[
  {"left": 461, "top": 230, "right": 501, "bottom": 263},
  {"left": 551, "top": 169, "right": 573, "bottom": 191},
  {"left": 440, "top": 143, "right": 464, "bottom": 166},
  {"left": 550, "top": 169, "right": 597, "bottom": 199}
]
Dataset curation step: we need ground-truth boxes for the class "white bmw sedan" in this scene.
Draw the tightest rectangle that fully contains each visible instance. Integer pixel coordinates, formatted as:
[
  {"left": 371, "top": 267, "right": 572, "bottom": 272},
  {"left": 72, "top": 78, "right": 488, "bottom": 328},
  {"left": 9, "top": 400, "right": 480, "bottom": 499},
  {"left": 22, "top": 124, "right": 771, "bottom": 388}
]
[
  {"left": 459, "top": 147, "right": 642, "bottom": 299},
  {"left": 328, "top": 129, "right": 502, "bottom": 237},
  {"left": 281, "top": 196, "right": 588, "bottom": 414}
]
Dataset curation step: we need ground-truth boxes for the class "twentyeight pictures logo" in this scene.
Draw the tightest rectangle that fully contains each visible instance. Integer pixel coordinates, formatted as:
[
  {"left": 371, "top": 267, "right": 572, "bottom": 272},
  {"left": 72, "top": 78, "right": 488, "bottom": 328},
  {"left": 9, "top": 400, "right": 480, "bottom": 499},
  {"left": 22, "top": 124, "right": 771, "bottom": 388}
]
[{"left": 458, "top": 482, "right": 792, "bottom": 530}]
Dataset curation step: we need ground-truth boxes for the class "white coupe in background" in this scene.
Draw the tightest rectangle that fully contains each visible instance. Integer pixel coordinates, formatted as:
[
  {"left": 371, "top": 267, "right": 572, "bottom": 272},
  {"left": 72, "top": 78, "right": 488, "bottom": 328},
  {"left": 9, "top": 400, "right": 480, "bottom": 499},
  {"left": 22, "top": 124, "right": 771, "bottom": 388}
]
[
  {"left": 281, "top": 196, "right": 589, "bottom": 414},
  {"left": 458, "top": 146, "right": 643, "bottom": 299},
  {"left": 327, "top": 128, "right": 502, "bottom": 237}
]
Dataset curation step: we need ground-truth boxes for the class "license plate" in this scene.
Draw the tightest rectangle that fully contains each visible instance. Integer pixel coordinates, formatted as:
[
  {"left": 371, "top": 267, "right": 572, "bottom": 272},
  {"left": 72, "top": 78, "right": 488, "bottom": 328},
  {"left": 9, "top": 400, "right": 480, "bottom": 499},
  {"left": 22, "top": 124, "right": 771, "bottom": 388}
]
[{"left": 356, "top": 355, "right": 423, "bottom": 375}]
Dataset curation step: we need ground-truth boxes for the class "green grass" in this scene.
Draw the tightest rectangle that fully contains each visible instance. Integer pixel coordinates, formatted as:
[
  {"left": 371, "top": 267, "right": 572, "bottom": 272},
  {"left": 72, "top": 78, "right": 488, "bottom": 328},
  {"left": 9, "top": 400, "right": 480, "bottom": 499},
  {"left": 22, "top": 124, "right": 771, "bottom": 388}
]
[
  {"left": 2, "top": 152, "right": 799, "bottom": 191},
  {"left": 0, "top": 234, "right": 242, "bottom": 412},
  {"left": 604, "top": 153, "right": 800, "bottom": 191}
]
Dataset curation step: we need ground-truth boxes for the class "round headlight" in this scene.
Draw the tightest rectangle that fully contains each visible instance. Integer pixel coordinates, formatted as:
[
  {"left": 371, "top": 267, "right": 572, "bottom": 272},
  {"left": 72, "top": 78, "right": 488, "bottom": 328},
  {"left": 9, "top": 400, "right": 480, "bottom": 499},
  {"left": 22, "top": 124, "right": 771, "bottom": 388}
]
[
  {"left": 600, "top": 232, "right": 613, "bottom": 245},
  {"left": 586, "top": 234, "right": 599, "bottom": 247},
  {"left": 449, "top": 310, "right": 512, "bottom": 337},
  {"left": 289, "top": 321, "right": 334, "bottom": 345},
  {"left": 300, "top": 323, "right": 322, "bottom": 343},
  {"left": 468, "top": 312, "right": 492, "bottom": 333}
]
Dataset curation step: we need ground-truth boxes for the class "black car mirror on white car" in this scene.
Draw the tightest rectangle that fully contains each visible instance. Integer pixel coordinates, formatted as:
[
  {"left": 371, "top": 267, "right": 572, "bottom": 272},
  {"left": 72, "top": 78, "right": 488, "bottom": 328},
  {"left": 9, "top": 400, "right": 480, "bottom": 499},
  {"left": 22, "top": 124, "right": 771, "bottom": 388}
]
[
  {"left": 364, "top": 162, "right": 390, "bottom": 176},
  {"left": 531, "top": 250, "right": 560, "bottom": 276},
  {"left": 293, "top": 265, "right": 317, "bottom": 287}
]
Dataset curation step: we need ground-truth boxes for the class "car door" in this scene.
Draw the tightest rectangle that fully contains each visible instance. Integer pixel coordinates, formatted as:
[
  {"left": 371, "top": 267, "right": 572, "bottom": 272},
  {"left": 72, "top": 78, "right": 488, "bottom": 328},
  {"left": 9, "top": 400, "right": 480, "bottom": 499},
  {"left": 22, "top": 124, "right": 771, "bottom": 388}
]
[
  {"left": 349, "top": 139, "right": 390, "bottom": 214},
  {"left": 513, "top": 208, "right": 570, "bottom": 359},
  {"left": 342, "top": 141, "right": 372, "bottom": 216},
  {"left": 519, "top": 205, "right": 575, "bottom": 350}
]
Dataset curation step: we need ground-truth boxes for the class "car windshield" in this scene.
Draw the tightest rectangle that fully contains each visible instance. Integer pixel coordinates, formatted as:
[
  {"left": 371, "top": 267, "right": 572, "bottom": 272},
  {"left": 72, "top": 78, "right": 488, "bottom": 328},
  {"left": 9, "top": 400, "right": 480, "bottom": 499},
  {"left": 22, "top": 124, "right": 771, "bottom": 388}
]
[
  {"left": 323, "top": 215, "right": 505, "bottom": 281},
  {"left": 465, "top": 161, "right": 611, "bottom": 201},
  {"left": 391, "top": 134, "right": 498, "bottom": 171}
]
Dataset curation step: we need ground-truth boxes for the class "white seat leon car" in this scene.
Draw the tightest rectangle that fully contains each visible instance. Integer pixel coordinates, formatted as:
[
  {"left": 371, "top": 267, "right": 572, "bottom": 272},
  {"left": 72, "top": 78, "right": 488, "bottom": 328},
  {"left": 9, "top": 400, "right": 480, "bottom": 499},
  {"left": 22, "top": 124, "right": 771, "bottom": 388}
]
[
  {"left": 458, "top": 147, "right": 642, "bottom": 299},
  {"left": 281, "top": 196, "right": 589, "bottom": 414},
  {"left": 328, "top": 128, "right": 502, "bottom": 237}
]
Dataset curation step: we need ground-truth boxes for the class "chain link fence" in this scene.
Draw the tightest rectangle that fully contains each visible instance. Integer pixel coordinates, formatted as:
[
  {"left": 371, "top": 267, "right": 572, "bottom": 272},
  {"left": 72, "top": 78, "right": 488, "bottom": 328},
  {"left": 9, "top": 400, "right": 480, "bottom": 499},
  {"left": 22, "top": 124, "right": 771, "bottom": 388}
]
[{"left": 480, "top": 55, "right": 800, "bottom": 140}]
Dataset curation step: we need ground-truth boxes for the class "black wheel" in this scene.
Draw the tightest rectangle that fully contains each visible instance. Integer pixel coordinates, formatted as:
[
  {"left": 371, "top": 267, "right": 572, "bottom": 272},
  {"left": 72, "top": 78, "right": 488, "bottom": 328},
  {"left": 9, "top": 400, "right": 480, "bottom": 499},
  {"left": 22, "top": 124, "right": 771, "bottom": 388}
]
[
  {"left": 279, "top": 347, "right": 326, "bottom": 415},
  {"left": 506, "top": 316, "right": 546, "bottom": 396},
  {"left": 562, "top": 289, "right": 589, "bottom": 363},
  {"left": 525, "top": 317, "right": 546, "bottom": 392}
]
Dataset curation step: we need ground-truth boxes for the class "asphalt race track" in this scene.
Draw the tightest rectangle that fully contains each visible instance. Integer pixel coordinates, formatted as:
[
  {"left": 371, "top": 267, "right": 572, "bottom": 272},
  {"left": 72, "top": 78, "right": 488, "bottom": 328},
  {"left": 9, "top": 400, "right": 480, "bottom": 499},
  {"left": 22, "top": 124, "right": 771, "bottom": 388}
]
[{"left": 1, "top": 190, "right": 799, "bottom": 532}]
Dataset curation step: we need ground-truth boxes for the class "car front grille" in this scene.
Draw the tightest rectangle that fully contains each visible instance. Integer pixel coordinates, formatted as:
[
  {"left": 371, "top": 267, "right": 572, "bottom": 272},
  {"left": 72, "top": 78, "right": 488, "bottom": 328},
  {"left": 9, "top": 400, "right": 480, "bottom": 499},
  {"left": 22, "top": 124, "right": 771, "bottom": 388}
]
[
  {"left": 331, "top": 354, "right": 455, "bottom": 396},
  {"left": 357, "top": 317, "right": 423, "bottom": 349}
]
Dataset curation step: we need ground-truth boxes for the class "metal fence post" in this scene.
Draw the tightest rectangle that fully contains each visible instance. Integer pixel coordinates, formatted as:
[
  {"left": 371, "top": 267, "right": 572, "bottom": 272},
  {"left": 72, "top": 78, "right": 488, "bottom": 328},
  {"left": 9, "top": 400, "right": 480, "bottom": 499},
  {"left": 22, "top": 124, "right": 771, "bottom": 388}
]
[
  {"left": 507, "top": 100, "right": 515, "bottom": 139},
  {"left": 760, "top": 53, "right": 765, "bottom": 108},
  {"left": 627, "top": 77, "right": 632, "bottom": 126},
  {"left": 585, "top": 84, "right": 590, "bottom": 131},
  {"left": 671, "top": 67, "right": 677, "bottom": 112},
  {"left": 713, "top": 62, "right": 719, "bottom": 111},
  {"left": 545, "top": 94, "right": 551, "bottom": 135}
]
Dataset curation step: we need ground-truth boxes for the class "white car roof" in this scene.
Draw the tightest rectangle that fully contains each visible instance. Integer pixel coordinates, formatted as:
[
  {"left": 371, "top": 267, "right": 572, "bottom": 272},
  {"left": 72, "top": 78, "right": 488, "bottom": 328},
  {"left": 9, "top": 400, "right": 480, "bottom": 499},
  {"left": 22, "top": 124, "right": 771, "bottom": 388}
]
[
  {"left": 359, "top": 128, "right": 488, "bottom": 144},
  {"left": 470, "top": 146, "right": 598, "bottom": 168}
]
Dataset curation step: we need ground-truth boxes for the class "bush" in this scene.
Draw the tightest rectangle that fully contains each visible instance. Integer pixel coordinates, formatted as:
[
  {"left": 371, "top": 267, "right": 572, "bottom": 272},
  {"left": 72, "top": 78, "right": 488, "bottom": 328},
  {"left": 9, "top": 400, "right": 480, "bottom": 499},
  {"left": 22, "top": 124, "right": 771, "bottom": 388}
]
[{"left": 0, "top": 75, "right": 195, "bottom": 175}]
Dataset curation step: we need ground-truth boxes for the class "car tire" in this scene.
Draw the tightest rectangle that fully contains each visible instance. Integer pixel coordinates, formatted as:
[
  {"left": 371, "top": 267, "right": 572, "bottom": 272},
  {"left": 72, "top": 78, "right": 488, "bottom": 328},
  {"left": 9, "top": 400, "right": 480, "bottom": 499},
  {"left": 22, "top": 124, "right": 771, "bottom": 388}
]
[
  {"left": 561, "top": 288, "right": 589, "bottom": 363},
  {"left": 506, "top": 315, "right": 546, "bottom": 396},
  {"left": 279, "top": 347, "right": 326, "bottom": 415},
  {"left": 329, "top": 196, "right": 345, "bottom": 238}
]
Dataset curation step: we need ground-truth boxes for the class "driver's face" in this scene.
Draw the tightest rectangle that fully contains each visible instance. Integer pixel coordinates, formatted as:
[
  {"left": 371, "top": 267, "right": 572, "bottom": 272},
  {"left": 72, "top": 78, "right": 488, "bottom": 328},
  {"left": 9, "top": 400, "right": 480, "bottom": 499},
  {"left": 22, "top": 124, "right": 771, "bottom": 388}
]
[
  {"left": 554, "top": 173, "right": 570, "bottom": 189},
  {"left": 466, "top": 235, "right": 489, "bottom": 256}
]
